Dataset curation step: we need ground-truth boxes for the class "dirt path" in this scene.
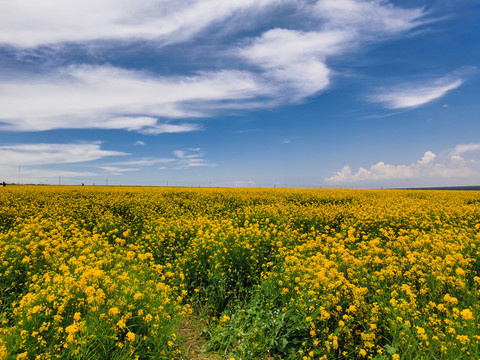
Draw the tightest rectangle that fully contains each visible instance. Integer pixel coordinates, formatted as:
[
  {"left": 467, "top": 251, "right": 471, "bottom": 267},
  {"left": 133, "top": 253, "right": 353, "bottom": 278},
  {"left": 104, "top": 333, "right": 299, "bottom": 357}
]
[{"left": 178, "top": 316, "right": 222, "bottom": 360}]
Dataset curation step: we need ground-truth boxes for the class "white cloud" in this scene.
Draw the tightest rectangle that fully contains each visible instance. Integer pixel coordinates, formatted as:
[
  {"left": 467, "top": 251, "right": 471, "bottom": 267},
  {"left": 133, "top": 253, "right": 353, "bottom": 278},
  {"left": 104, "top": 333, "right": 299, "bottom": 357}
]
[
  {"left": 0, "top": 166, "right": 99, "bottom": 184},
  {"left": 173, "top": 149, "right": 199, "bottom": 159},
  {"left": 418, "top": 150, "right": 436, "bottom": 165},
  {"left": 313, "top": 0, "right": 425, "bottom": 34},
  {"left": 0, "top": 0, "right": 281, "bottom": 48},
  {"left": 369, "top": 77, "right": 463, "bottom": 109},
  {"left": 112, "top": 158, "right": 175, "bottom": 166},
  {"left": 0, "top": 65, "right": 259, "bottom": 132},
  {"left": 237, "top": 1, "right": 425, "bottom": 100},
  {"left": 281, "top": 137, "right": 299, "bottom": 144},
  {"left": 0, "top": 143, "right": 217, "bottom": 183},
  {"left": 0, "top": 142, "right": 127, "bottom": 183},
  {"left": 1, "top": 0, "right": 423, "bottom": 52},
  {"left": 238, "top": 29, "right": 344, "bottom": 99},
  {"left": 107, "top": 149, "right": 215, "bottom": 170},
  {"left": 325, "top": 149, "right": 477, "bottom": 184},
  {"left": 171, "top": 148, "right": 216, "bottom": 168},
  {"left": 96, "top": 117, "right": 158, "bottom": 131},
  {"left": 99, "top": 166, "right": 140, "bottom": 174},
  {"left": 0, "top": 142, "right": 127, "bottom": 165},
  {"left": 239, "top": 29, "right": 347, "bottom": 67},
  {"left": 452, "top": 143, "right": 480, "bottom": 155},
  {"left": 139, "top": 123, "right": 203, "bottom": 135},
  {"left": 133, "top": 141, "right": 146, "bottom": 146},
  {"left": 0, "top": 1, "right": 433, "bottom": 132}
]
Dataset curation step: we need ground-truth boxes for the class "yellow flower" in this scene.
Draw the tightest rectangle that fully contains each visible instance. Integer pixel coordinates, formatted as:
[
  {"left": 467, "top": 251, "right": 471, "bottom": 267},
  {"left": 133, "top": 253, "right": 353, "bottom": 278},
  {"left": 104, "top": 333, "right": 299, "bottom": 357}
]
[
  {"left": 109, "top": 307, "right": 120, "bottom": 316},
  {"left": 117, "top": 319, "right": 126, "bottom": 329},
  {"left": 347, "top": 305, "right": 357, "bottom": 313},
  {"left": 30, "top": 306, "right": 42, "bottom": 314},
  {"left": 73, "top": 312, "right": 81, "bottom": 321},
  {"left": 17, "top": 352, "right": 28, "bottom": 360},
  {"left": 443, "top": 294, "right": 458, "bottom": 305},
  {"left": 65, "top": 323, "right": 79, "bottom": 335},
  {"left": 456, "top": 268, "right": 465, "bottom": 276},
  {"left": 126, "top": 332, "right": 135, "bottom": 342},
  {"left": 461, "top": 309, "right": 474, "bottom": 320},
  {"left": 220, "top": 315, "right": 231, "bottom": 323},
  {"left": 456, "top": 335, "right": 470, "bottom": 345}
]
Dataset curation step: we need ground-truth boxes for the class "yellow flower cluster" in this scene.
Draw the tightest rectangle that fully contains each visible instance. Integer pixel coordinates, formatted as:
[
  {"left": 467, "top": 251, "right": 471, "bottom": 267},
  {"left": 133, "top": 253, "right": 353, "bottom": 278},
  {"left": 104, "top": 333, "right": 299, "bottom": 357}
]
[
  {"left": 0, "top": 186, "right": 479, "bottom": 359},
  {"left": 0, "top": 186, "right": 185, "bottom": 359}
]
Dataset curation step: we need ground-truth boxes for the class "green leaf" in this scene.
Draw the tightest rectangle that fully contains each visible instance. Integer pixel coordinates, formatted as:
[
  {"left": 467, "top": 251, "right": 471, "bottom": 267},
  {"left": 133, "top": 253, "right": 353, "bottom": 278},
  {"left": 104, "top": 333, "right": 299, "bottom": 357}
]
[{"left": 385, "top": 344, "right": 397, "bottom": 355}]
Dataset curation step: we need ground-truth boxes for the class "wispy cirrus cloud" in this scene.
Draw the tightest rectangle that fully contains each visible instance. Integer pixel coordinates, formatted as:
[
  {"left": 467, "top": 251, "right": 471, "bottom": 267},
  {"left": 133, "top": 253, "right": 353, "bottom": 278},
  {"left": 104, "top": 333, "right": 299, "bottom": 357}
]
[
  {"left": 312, "top": 0, "right": 426, "bottom": 34},
  {"left": 368, "top": 75, "right": 464, "bottom": 109},
  {"left": 0, "top": 142, "right": 216, "bottom": 183},
  {"left": 281, "top": 137, "right": 299, "bottom": 144},
  {"left": 452, "top": 143, "right": 480, "bottom": 155},
  {"left": 0, "top": 0, "right": 282, "bottom": 48},
  {"left": 105, "top": 148, "right": 215, "bottom": 172},
  {"left": 0, "top": 142, "right": 127, "bottom": 165},
  {"left": 0, "top": 142, "right": 128, "bottom": 183},
  {"left": 325, "top": 144, "right": 480, "bottom": 185},
  {"left": 0, "top": 65, "right": 259, "bottom": 132},
  {"left": 138, "top": 123, "right": 203, "bottom": 135},
  {"left": 111, "top": 158, "right": 175, "bottom": 167},
  {"left": 237, "top": 0, "right": 426, "bottom": 101},
  {"left": 5, "top": 168, "right": 99, "bottom": 183},
  {"left": 98, "top": 166, "right": 140, "bottom": 175},
  {"left": 172, "top": 148, "right": 216, "bottom": 168},
  {"left": 0, "top": 0, "right": 433, "bottom": 134}
]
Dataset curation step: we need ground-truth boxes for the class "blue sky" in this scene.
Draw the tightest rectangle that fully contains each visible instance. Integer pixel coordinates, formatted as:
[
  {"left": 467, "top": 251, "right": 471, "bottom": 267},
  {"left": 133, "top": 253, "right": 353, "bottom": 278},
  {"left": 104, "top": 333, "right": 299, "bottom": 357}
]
[{"left": 0, "top": 0, "right": 479, "bottom": 188}]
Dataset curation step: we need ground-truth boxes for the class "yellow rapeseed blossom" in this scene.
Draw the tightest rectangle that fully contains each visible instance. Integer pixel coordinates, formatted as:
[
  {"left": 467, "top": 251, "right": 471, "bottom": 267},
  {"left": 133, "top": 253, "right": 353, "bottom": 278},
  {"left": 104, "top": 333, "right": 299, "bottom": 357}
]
[
  {"left": 126, "top": 332, "right": 135, "bottom": 342},
  {"left": 220, "top": 315, "right": 231, "bottom": 323},
  {"left": 109, "top": 307, "right": 120, "bottom": 316},
  {"left": 461, "top": 309, "right": 474, "bottom": 320},
  {"left": 1, "top": 186, "right": 480, "bottom": 360}
]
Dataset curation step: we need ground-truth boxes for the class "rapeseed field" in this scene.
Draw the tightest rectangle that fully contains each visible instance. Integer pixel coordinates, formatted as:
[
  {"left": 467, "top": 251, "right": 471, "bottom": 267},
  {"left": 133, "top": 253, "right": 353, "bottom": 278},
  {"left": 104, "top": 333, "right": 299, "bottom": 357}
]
[{"left": 0, "top": 186, "right": 479, "bottom": 359}]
